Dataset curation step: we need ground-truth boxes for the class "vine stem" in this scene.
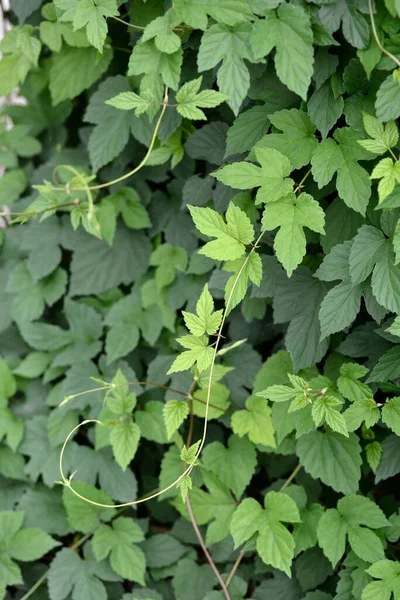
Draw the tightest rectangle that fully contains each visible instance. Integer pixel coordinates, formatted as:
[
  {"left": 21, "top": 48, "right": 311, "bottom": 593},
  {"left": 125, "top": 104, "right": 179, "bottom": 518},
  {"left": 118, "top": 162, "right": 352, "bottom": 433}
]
[
  {"left": 225, "top": 462, "right": 303, "bottom": 587},
  {"left": 368, "top": 0, "right": 400, "bottom": 69},
  {"left": 186, "top": 495, "right": 232, "bottom": 600},
  {"left": 58, "top": 231, "right": 265, "bottom": 508},
  {"left": 52, "top": 87, "right": 169, "bottom": 193}
]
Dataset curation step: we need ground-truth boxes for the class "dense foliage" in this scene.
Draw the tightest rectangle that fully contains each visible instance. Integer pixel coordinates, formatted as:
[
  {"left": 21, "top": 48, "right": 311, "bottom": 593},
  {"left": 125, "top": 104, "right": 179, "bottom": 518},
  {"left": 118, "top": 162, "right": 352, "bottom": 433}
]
[{"left": 1, "top": 0, "right": 400, "bottom": 598}]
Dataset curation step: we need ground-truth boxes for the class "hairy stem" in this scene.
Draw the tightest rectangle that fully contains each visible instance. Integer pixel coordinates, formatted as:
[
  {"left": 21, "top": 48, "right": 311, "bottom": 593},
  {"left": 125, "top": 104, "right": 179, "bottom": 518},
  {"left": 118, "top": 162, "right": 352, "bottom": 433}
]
[
  {"left": 186, "top": 494, "right": 232, "bottom": 600},
  {"left": 368, "top": 0, "right": 400, "bottom": 69},
  {"left": 225, "top": 462, "right": 303, "bottom": 587}
]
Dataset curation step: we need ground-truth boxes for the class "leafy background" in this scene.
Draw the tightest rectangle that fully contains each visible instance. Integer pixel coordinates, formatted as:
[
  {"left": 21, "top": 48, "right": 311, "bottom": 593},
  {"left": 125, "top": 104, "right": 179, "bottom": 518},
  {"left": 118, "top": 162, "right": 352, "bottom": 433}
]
[{"left": 1, "top": 0, "right": 400, "bottom": 599}]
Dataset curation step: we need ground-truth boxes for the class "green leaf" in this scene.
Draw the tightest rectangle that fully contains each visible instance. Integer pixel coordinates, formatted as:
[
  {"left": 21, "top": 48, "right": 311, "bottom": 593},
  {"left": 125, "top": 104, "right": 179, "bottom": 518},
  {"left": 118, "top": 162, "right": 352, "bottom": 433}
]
[
  {"left": 174, "top": 0, "right": 253, "bottom": 30},
  {"left": 375, "top": 71, "right": 400, "bottom": 122},
  {"left": 189, "top": 202, "right": 254, "bottom": 261},
  {"left": 311, "top": 128, "right": 374, "bottom": 215},
  {"left": 253, "top": 109, "right": 318, "bottom": 170},
  {"left": 141, "top": 8, "right": 182, "bottom": 54},
  {"left": 63, "top": 482, "right": 115, "bottom": 533},
  {"left": 105, "top": 91, "right": 152, "bottom": 115},
  {"left": 176, "top": 77, "right": 228, "bottom": 120},
  {"left": 0, "top": 407, "right": 24, "bottom": 452},
  {"left": 135, "top": 401, "right": 168, "bottom": 444},
  {"left": 142, "top": 533, "right": 185, "bottom": 568},
  {"left": 319, "top": 280, "right": 362, "bottom": 340},
  {"left": 168, "top": 335, "right": 213, "bottom": 374},
  {"left": 92, "top": 517, "right": 145, "bottom": 584},
  {"left": 202, "top": 434, "right": 257, "bottom": 499},
  {"left": 311, "top": 395, "right": 348, "bottom": 437},
  {"left": 337, "top": 362, "right": 372, "bottom": 402},
  {"left": 349, "top": 225, "right": 387, "bottom": 285},
  {"left": 225, "top": 105, "right": 270, "bottom": 157},
  {"left": 231, "top": 492, "right": 300, "bottom": 576},
  {"left": 49, "top": 45, "right": 112, "bottom": 105},
  {"left": 173, "top": 471, "right": 236, "bottom": 545},
  {"left": 362, "top": 560, "right": 400, "bottom": 600},
  {"left": 182, "top": 284, "right": 222, "bottom": 336},
  {"left": 128, "top": 40, "right": 182, "bottom": 93},
  {"left": 250, "top": 4, "right": 314, "bottom": 100},
  {"left": 224, "top": 251, "right": 263, "bottom": 312},
  {"left": 366, "top": 441, "right": 382, "bottom": 473},
  {"left": 307, "top": 80, "right": 344, "bottom": 138},
  {"left": 163, "top": 400, "right": 189, "bottom": 439},
  {"left": 231, "top": 395, "right": 276, "bottom": 447},
  {"left": 381, "top": 397, "right": 400, "bottom": 435},
  {"left": 180, "top": 439, "right": 201, "bottom": 465},
  {"left": 343, "top": 398, "right": 380, "bottom": 431},
  {"left": 318, "top": 495, "right": 388, "bottom": 566},
  {"left": 213, "top": 147, "right": 293, "bottom": 204},
  {"left": 109, "top": 421, "right": 140, "bottom": 471},
  {"left": 197, "top": 23, "right": 256, "bottom": 115},
  {"left": 193, "top": 383, "right": 230, "bottom": 420},
  {"left": 70, "top": 0, "right": 118, "bottom": 52},
  {"left": 296, "top": 430, "right": 362, "bottom": 494},
  {"left": 261, "top": 192, "right": 325, "bottom": 276},
  {"left": 48, "top": 545, "right": 118, "bottom": 600},
  {"left": 371, "top": 157, "right": 400, "bottom": 204}
]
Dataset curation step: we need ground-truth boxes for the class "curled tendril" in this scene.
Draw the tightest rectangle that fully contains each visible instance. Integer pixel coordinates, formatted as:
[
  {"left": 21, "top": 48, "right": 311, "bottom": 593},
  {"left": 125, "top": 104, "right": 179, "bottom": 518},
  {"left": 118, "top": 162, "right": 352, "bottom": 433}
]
[
  {"left": 58, "top": 229, "right": 265, "bottom": 510},
  {"left": 51, "top": 87, "right": 169, "bottom": 194}
]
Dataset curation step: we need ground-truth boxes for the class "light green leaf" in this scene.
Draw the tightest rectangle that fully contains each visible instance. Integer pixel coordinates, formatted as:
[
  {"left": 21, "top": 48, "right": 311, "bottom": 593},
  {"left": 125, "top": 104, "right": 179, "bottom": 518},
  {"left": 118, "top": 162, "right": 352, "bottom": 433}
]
[
  {"left": 382, "top": 397, "right": 400, "bottom": 435},
  {"left": 176, "top": 77, "right": 228, "bottom": 120},
  {"left": 363, "top": 560, "right": 400, "bottom": 600},
  {"left": 231, "top": 395, "right": 276, "bottom": 447},
  {"left": 189, "top": 202, "right": 254, "bottom": 261},
  {"left": 163, "top": 400, "right": 189, "bottom": 439},
  {"left": 182, "top": 284, "right": 222, "bottom": 336},
  {"left": 109, "top": 421, "right": 140, "bottom": 471},
  {"left": 214, "top": 147, "right": 293, "bottom": 204},
  {"left": 168, "top": 335, "right": 213, "bottom": 374}
]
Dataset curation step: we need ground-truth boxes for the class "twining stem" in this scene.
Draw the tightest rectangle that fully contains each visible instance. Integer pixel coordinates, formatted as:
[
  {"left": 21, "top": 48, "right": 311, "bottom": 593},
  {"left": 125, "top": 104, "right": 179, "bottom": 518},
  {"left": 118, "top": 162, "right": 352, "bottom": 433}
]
[
  {"left": 225, "top": 462, "right": 303, "bottom": 587},
  {"left": 368, "top": 0, "right": 400, "bottom": 69},
  {"left": 111, "top": 15, "right": 146, "bottom": 30},
  {"left": 186, "top": 495, "right": 232, "bottom": 600},
  {"left": 52, "top": 87, "right": 169, "bottom": 193},
  {"left": 111, "top": 14, "right": 187, "bottom": 32},
  {"left": 58, "top": 232, "right": 265, "bottom": 508},
  {"left": 294, "top": 167, "right": 312, "bottom": 193}
]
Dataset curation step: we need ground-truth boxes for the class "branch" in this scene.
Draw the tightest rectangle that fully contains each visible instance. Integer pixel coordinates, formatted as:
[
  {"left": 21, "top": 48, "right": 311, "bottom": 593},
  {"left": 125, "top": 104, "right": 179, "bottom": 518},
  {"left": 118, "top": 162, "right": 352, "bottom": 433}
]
[{"left": 186, "top": 494, "right": 231, "bottom": 600}]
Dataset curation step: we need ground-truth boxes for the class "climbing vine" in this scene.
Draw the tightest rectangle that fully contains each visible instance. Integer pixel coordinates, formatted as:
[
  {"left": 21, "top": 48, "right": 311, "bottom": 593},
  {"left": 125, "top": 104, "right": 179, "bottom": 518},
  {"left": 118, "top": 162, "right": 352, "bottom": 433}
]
[{"left": 1, "top": 1, "right": 400, "bottom": 599}]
